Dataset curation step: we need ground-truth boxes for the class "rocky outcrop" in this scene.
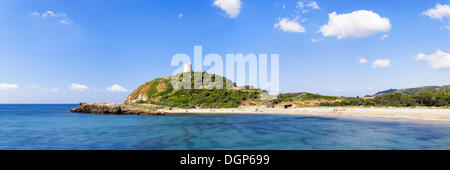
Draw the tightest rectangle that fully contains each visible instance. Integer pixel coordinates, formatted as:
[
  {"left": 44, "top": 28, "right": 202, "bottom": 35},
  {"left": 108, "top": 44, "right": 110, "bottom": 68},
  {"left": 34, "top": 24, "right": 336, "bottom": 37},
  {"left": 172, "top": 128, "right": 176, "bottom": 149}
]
[{"left": 70, "top": 103, "right": 165, "bottom": 116}]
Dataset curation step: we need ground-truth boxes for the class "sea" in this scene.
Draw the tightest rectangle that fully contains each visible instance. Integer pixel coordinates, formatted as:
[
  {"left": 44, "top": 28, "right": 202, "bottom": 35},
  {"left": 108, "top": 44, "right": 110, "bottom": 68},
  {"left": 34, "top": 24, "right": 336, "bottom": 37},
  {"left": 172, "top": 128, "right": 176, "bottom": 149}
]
[{"left": 0, "top": 104, "right": 449, "bottom": 150}]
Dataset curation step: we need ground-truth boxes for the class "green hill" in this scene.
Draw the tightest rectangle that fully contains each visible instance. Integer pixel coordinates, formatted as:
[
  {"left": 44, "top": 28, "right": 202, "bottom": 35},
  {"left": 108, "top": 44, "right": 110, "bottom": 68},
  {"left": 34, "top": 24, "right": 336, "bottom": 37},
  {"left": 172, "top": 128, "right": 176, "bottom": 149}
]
[
  {"left": 370, "top": 85, "right": 450, "bottom": 96},
  {"left": 125, "top": 72, "right": 265, "bottom": 108}
]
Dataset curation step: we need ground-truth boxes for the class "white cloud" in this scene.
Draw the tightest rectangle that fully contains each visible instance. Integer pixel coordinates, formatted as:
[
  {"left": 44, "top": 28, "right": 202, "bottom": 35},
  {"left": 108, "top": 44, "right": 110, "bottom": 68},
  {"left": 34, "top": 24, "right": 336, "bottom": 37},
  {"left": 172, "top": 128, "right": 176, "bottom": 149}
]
[
  {"left": 311, "top": 38, "right": 322, "bottom": 43},
  {"left": 415, "top": 50, "right": 450, "bottom": 70},
  {"left": 296, "top": 1, "right": 320, "bottom": 13},
  {"left": 30, "top": 10, "right": 73, "bottom": 24},
  {"left": 306, "top": 1, "right": 320, "bottom": 10},
  {"left": 213, "top": 0, "right": 242, "bottom": 18},
  {"left": 372, "top": 59, "right": 391, "bottom": 68},
  {"left": 178, "top": 13, "right": 184, "bottom": 19},
  {"left": 41, "top": 10, "right": 57, "bottom": 17},
  {"left": 58, "top": 20, "right": 72, "bottom": 25},
  {"left": 274, "top": 18, "right": 306, "bottom": 33},
  {"left": 380, "top": 34, "right": 389, "bottom": 40},
  {"left": 335, "top": 88, "right": 342, "bottom": 92},
  {"left": 69, "top": 83, "right": 88, "bottom": 91},
  {"left": 297, "top": 1, "right": 319, "bottom": 10},
  {"left": 422, "top": 4, "right": 450, "bottom": 21},
  {"left": 296, "top": 1, "right": 304, "bottom": 9},
  {"left": 368, "top": 87, "right": 375, "bottom": 91},
  {"left": 42, "top": 88, "right": 61, "bottom": 93},
  {"left": 0, "top": 83, "right": 18, "bottom": 90},
  {"left": 29, "top": 12, "right": 40, "bottom": 16},
  {"left": 319, "top": 10, "right": 391, "bottom": 39},
  {"left": 358, "top": 58, "right": 368, "bottom": 64},
  {"left": 59, "top": 19, "right": 73, "bottom": 24},
  {"left": 50, "top": 88, "right": 61, "bottom": 93},
  {"left": 107, "top": 84, "right": 129, "bottom": 92}
]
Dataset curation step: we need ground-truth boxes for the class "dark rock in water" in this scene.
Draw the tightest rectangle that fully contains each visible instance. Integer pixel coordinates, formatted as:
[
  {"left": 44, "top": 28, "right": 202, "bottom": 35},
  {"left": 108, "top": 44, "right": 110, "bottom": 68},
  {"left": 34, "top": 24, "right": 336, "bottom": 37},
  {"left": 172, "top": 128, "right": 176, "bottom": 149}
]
[{"left": 70, "top": 103, "right": 165, "bottom": 116}]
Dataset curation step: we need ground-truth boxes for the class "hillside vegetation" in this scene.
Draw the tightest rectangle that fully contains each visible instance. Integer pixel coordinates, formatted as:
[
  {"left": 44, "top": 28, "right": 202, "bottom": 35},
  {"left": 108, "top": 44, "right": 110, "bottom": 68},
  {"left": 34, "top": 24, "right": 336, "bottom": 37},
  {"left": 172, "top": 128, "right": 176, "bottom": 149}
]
[
  {"left": 125, "top": 72, "right": 450, "bottom": 108},
  {"left": 125, "top": 72, "right": 264, "bottom": 108},
  {"left": 319, "top": 87, "right": 450, "bottom": 107}
]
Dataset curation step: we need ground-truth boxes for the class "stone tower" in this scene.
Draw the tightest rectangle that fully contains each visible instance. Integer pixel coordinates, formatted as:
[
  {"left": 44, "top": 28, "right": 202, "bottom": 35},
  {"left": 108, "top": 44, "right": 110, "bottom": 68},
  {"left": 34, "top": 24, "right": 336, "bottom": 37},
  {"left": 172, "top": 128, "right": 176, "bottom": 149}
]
[{"left": 184, "top": 64, "right": 192, "bottom": 72}]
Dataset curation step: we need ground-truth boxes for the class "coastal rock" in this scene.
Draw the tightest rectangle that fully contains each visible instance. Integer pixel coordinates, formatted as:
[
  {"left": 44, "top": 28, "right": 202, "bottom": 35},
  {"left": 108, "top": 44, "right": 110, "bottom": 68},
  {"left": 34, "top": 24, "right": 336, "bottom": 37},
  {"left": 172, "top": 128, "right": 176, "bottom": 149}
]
[{"left": 70, "top": 103, "right": 165, "bottom": 116}]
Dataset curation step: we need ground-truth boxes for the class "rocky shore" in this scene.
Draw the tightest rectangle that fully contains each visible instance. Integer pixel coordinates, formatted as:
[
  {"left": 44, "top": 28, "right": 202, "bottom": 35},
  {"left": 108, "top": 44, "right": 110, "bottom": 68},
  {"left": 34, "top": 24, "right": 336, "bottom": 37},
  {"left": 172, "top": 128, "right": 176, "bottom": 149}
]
[{"left": 70, "top": 103, "right": 165, "bottom": 116}]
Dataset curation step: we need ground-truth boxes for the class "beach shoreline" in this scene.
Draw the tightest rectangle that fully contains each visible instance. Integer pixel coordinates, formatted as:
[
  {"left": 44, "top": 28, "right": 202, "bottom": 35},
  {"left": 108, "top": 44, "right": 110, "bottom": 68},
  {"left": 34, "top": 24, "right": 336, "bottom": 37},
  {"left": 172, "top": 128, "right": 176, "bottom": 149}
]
[
  {"left": 70, "top": 103, "right": 450, "bottom": 122},
  {"left": 161, "top": 106, "right": 450, "bottom": 122}
]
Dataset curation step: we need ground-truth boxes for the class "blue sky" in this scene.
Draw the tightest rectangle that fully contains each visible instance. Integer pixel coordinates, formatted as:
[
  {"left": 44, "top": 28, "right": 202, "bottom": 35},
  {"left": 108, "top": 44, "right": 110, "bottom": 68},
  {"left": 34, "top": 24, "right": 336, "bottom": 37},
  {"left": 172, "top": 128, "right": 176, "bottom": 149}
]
[{"left": 1, "top": 0, "right": 450, "bottom": 103}]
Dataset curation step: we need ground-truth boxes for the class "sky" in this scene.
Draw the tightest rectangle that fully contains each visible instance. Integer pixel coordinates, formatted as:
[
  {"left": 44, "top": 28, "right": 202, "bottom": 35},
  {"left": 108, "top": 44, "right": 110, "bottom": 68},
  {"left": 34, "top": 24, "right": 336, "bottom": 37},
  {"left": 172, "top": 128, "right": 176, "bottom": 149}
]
[{"left": 1, "top": 0, "right": 450, "bottom": 103}]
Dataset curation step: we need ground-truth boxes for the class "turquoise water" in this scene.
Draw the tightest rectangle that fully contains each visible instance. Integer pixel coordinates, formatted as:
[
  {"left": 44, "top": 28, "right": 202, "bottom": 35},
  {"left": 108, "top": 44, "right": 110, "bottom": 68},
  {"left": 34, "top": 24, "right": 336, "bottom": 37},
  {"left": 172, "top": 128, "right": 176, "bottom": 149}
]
[{"left": 0, "top": 104, "right": 449, "bottom": 150}]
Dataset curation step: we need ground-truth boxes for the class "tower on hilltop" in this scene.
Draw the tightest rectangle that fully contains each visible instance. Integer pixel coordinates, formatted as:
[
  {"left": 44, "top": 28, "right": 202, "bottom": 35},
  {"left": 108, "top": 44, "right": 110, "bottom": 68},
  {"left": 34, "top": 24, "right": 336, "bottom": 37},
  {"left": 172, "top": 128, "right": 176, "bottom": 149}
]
[{"left": 184, "top": 64, "right": 192, "bottom": 72}]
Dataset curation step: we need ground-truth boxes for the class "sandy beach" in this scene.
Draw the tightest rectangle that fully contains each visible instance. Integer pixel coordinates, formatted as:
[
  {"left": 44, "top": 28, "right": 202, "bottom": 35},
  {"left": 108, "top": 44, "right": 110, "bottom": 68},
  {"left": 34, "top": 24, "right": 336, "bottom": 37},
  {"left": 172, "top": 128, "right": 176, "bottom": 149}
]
[{"left": 162, "top": 107, "right": 450, "bottom": 122}]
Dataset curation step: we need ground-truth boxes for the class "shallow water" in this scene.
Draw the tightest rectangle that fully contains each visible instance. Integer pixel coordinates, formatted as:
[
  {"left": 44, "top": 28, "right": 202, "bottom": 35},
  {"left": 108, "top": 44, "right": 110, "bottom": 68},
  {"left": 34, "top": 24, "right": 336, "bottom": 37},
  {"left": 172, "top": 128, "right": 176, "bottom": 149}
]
[{"left": 0, "top": 104, "right": 449, "bottom": 150}]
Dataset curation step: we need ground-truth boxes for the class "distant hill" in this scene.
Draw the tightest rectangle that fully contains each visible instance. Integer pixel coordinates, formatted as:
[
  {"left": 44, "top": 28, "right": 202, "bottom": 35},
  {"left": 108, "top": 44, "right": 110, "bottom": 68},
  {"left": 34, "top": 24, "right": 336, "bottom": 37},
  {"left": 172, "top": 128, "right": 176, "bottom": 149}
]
[
  {"left": 399, "top": 85, "right": 450, "bottom": 95},
  {"left": 370, "top": 85, "right": 450, "bottom": 96},
  {"left": 373, "top": 89, "right": 398, "bottom": 96}
]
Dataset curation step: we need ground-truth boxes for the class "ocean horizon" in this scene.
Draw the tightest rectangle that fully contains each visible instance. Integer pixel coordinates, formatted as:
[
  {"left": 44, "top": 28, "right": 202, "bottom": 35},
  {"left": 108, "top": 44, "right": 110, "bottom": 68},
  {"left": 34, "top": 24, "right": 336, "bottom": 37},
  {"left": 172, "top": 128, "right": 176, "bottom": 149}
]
[{"left": 1, "top": 104, "right": 449, "bottom": 150}]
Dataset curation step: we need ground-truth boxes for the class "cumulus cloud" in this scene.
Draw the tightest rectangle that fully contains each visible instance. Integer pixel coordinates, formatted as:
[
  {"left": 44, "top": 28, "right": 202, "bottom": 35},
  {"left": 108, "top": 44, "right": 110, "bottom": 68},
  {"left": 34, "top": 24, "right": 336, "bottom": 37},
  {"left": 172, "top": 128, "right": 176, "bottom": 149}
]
[
  {"left": 69, "top": 83, "right": 88, "bottom": 91},
  {"left": 274, "top": 18, "right": 306, "bottom": 33},
  {"left": 0, "top": 83, "right": 18, "bottom": 90},
  {"left": 319, "top": 10, "right": 391, "bottom": 39},
  {"left": 415, "top": 50, "right": 450, "bottom": 70},
  {"left": 30, "top": 10, "right": 73, "bottom": 24},
  {"left": 107, "top": 84, "right": 129, "bottom": 92},
  {"left": 372, "top": 59, "right": 391, "bottom": 68},
  {"left": 380, "top": 34, "right": 389, "bottom": 40},
  {"left": 358, "top": 58, "right": 368, "bottom": 64},
  {"left": 213, "top": 0, "right": 242, "bottom": 18},
  {"left": 178, "top": 13, "right": 184, "bottom": 19},
  {"left": 422, "top": 4, "right": 450, "bottom": 21}
]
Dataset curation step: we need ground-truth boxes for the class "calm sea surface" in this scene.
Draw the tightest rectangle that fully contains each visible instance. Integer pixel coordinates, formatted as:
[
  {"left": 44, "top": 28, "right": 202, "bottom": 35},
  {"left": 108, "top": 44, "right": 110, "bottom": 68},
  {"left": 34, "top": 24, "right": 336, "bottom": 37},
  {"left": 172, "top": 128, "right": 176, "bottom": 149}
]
[{"left": 0, "top": 104, "right": 449, "bottom": 150}]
